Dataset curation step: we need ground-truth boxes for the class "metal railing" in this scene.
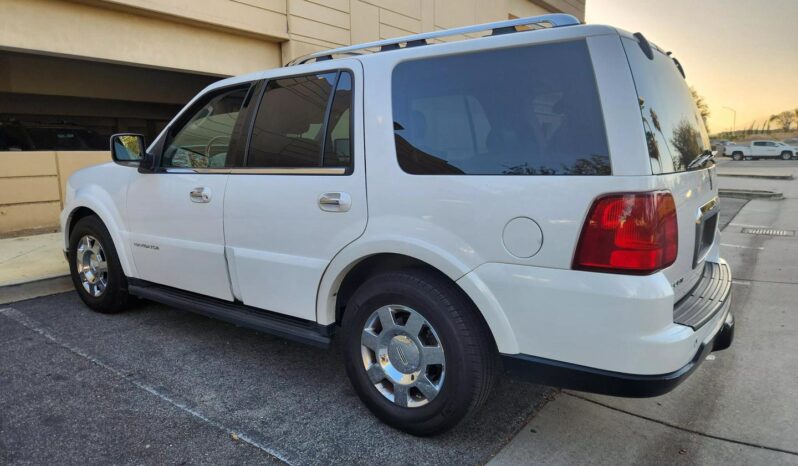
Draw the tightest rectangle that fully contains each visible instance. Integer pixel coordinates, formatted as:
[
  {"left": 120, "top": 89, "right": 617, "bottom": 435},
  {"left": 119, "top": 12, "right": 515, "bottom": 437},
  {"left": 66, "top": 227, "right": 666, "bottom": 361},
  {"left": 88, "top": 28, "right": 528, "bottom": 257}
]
[{"left": 286, "top": 13, "right": 580, "bottom": 66}]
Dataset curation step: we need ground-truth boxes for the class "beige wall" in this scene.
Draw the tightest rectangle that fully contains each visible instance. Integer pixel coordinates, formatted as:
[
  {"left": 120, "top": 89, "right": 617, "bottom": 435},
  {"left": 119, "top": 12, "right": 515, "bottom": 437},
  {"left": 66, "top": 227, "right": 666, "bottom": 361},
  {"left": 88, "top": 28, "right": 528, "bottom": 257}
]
[
  {"left": 0, "top": 52, "right": 213, "bottom": 105},
  {"left": 0, "top": 0, "right": 283, "bottom": 76},
  {"left": 1, "top": 0, "right": 582, "bottom": 75},
  {"left": 0, "top": 151, "right": 110, "bottom": 236},
  {"left": 0, "top": 0, "right": 583, "bottom": 236},
  {"left": 281, "top": 0, "right": 584, "bottom": 64}
]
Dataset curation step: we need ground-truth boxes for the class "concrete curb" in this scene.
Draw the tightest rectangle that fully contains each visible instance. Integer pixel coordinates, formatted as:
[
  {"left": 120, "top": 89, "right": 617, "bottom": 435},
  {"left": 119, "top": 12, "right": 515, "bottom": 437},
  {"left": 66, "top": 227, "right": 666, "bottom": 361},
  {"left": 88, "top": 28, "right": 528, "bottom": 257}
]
[
  {"left": 0, "top": 272, "right": 70, "bottom": 289},
  {"left": 718, "top": 189, "right": 784, "bottom": 200},
  {"left": 0, "top": 275, "right": 73, "bottom": 305},
  {"left": 717, "top": 173, "right": 794, "bottom": 180}
]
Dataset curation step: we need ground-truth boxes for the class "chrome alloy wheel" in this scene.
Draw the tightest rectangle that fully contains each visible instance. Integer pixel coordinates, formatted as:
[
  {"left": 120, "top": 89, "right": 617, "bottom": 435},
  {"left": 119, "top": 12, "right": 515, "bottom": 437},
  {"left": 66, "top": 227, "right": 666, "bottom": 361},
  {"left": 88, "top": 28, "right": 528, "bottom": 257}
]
[
  {"left": 361, "top": 305, "right": 445, "bottom": 408},
  {"left": 76, "top": 235, "right": 108, "bottom": 297}
]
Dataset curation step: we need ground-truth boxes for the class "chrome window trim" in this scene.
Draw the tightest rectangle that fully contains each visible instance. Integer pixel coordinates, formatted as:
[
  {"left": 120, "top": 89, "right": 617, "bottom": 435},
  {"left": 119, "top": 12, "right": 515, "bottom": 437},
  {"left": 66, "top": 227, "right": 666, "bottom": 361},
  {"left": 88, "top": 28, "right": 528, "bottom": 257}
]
[
  {"left": 231, "top": 167, "right": 347, "bottom": 175},
  {"left": 163, "top": 167, "right": 346, "bottom": 175}
]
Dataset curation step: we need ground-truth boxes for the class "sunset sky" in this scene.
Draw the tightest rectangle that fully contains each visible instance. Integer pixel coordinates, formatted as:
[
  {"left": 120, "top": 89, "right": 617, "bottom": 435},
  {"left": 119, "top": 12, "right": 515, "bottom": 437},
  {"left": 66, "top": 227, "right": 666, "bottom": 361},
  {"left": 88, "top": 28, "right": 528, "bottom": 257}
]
[{"left": 586, "top": 0, "right": 798, "bottom": 134}]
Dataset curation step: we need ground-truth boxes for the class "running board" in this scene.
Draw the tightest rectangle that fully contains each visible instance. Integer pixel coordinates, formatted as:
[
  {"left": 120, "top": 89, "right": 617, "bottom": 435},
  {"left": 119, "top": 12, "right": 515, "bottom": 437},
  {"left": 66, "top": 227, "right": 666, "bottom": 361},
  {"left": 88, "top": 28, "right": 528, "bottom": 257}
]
[{"left": 128, "top": 280, "right": 333, "bottom": 348}]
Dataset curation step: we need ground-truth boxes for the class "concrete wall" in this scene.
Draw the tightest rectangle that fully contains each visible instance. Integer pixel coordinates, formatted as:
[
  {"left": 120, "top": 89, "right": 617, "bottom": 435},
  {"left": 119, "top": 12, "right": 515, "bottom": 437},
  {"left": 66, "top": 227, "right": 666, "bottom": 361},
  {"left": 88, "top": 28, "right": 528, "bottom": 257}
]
[
  {"left": 0, "top": 0, "right": 583, "bottom": 236},
  {"left": 0, "top": 52, "right": 214, "bottom": 105},
  {"left": 281, "top": 0, "right": 584, "bottom": 64},
  {"left": 0, "top": 0, "right": 283, "bottom": 76},
  {"left": 1, "top": 0, "right": 582, "bottom": 74},
  {"left": 0, "top": 151, "right": 110, "bottom": 236}
]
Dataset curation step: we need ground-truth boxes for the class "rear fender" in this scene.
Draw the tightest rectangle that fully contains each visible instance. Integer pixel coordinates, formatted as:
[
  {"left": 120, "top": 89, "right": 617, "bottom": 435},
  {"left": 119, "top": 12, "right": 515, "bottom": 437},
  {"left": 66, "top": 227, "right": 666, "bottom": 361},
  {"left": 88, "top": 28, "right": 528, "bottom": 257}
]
[{"left": 315, "top": 235, "right": 520, "bottom": 353}]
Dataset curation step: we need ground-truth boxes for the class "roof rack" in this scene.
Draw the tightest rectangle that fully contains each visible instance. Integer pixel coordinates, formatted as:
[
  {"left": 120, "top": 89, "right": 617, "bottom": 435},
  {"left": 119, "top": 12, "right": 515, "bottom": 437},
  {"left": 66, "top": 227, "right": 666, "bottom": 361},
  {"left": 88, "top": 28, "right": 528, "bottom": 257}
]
[{"left": 286, "top": 13, "right": 580, "bottom": 66}]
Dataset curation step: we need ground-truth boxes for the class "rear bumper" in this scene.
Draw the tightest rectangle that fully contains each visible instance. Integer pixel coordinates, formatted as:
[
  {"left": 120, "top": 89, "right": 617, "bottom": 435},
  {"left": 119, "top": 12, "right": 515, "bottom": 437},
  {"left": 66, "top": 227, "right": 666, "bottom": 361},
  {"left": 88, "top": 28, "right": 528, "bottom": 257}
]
[
  {"left": 502, "top": 310, "right": 734, "bottom": 397},
  {"left": 458, "top": 259, "right": 733, "bottom": 375}
]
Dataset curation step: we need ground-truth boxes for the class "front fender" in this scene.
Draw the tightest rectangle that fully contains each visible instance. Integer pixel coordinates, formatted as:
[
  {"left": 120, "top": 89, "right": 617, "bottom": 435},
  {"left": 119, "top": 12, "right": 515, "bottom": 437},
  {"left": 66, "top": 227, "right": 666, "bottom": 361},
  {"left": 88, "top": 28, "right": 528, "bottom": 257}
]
[{"left": 61, "top": 166, "right": 137, "bottom": 277}]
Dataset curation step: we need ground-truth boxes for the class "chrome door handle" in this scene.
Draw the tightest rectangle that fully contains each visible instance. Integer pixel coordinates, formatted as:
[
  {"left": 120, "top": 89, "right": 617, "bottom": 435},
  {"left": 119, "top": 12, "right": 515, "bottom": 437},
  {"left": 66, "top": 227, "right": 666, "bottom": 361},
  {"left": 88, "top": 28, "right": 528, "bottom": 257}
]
[
  {"left": 190, "top": 187, "right": 211, "bottom": 203},
  {"left": 319, "top": 192, "right": 351, "bottom": 212}
]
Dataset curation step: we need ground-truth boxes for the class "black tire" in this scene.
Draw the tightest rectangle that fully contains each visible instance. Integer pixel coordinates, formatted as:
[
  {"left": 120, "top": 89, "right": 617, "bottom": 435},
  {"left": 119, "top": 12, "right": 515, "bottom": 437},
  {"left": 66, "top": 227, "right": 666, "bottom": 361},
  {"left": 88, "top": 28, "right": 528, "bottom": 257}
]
[
  {"left": 732, "top": 152, "right": 743, "bottom": 161},
  {"left": 68, "top": 215, "right": 135, "bottom": 313},
  {"left": 341, "top": 269, "right": 497, "bottom": 436},
  {"left": 781, "top": 151, "right": 792, "bottom": 160}
]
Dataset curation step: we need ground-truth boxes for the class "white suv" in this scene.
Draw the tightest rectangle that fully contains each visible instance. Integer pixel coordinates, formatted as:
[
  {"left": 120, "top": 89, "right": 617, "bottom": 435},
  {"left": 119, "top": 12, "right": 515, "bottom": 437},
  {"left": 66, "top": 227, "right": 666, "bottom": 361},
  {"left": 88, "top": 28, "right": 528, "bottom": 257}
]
[{"left": 60, "top": 14, "right": 734, "bottom": 435}]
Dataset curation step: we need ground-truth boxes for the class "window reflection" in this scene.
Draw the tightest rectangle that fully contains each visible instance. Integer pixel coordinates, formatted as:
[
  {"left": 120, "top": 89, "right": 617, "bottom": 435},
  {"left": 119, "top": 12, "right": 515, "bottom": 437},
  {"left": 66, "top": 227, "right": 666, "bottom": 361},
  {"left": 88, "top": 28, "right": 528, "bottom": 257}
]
[
  {"left": 392, "top": 40, "right": 610, "bottom": 176},
  {"left": 623, "top": 37, "right": 710, "bottom": 173}
]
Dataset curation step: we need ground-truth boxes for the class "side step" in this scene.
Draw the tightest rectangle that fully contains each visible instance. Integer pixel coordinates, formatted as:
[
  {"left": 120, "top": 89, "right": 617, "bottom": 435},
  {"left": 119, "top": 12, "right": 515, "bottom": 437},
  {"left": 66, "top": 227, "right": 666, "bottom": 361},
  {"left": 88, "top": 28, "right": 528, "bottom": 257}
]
[{"left": 128, "top": 280, "right": 333, "bottom": 348}]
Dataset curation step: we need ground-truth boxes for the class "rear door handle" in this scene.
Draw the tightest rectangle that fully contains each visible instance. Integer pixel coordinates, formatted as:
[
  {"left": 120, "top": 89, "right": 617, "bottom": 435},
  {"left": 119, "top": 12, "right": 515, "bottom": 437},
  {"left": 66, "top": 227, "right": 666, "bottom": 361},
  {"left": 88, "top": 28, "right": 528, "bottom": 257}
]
[
  {"left": 319, "top": 192, "right": 351, "bottom": 212},
  {"left": 190, "top": 187, "right": 211, "bottom": 203}
]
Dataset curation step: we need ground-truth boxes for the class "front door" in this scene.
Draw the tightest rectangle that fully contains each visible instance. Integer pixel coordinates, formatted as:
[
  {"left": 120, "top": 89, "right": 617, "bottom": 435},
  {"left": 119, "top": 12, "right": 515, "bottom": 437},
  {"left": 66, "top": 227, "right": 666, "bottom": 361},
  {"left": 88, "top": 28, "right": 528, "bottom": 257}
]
[
  {"left": 126, "top": 84, "right": 253, "bottom": 300},
  {"left": 224, "top": 63, "right": 367, "bottom": 320}
]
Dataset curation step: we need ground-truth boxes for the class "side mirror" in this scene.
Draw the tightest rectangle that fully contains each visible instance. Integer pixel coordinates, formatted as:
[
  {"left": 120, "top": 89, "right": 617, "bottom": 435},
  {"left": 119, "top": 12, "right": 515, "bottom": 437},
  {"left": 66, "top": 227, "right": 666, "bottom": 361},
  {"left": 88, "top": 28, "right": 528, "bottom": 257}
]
[{"left": 110, "top": 133, "right": 145, "bottom": 167}]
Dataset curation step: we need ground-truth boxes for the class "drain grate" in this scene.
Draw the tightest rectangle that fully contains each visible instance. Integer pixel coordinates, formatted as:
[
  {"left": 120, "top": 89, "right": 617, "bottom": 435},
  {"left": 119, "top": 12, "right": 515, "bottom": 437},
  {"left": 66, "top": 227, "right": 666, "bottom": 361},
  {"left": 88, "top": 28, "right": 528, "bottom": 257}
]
[{"left": 741, "top": 227, "right": 795, "bottom": 237}]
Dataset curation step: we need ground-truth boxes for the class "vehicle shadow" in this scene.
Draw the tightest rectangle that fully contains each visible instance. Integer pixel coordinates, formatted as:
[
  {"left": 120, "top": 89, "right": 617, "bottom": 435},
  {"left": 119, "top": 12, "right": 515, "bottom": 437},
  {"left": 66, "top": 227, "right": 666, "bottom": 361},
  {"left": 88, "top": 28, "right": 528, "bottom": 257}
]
[{"left": 10, "top": 292, "right": 553, "bottom": 465}]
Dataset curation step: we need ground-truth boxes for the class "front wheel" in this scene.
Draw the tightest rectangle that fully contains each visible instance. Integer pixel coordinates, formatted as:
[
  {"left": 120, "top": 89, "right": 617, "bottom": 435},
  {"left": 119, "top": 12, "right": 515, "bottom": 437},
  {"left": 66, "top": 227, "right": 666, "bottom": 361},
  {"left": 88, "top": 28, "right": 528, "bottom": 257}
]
[
  {"left": 782, "top": 151, "right": 792, "bottom": 160},
  {"left": 341, "top": 270, "right": 497, "bottom": 436},
  {"left": 68, "top": 216, "right": 135, "bottom": 313}
]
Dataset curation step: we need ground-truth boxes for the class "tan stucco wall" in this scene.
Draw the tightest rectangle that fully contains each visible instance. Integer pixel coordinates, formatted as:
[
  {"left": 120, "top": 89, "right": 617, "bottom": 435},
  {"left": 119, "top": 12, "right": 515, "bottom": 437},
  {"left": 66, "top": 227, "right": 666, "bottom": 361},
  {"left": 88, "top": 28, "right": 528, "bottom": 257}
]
[
  {"left": 1, "top": 0, "right": 582, "bottom": 75},
  {"left": 0, "top": 0, "right": 584, "bottom": 235},
  {"left": 87, "top": 0, "right": 289, "bottom": 39},
  {"left": 280, "top": 0, "right": 584, "bottom": 64},
  {"left": 0, "top": 151, "right": 110, "bottom": 236},
  {"left": 0, "top": 53, "right": 213, "bottom": 105},
  {"left": 0, "top": 0, "right": 283, "bottom": 76}
]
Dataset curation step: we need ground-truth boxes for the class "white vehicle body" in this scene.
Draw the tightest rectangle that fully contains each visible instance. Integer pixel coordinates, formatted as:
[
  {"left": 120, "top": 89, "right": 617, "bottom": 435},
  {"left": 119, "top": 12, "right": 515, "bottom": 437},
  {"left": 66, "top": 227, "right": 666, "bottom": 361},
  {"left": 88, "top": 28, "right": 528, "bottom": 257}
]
[
  {"left": 726, "top": 140, "right": 796, "bottom": 160},
  {"left": 61, "top": 14, "right": 734, "bottom": 433}
]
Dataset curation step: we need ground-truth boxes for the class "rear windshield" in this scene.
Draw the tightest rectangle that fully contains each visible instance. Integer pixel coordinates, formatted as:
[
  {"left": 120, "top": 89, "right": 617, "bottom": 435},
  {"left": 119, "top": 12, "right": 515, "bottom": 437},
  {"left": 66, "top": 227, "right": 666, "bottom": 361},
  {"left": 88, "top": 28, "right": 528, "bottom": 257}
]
[
  {"left": 621, "top": 37, "right": 710, "bottom": 174},
  {"left": 391, "top": 40, "right": 610, "bottom": 175}
]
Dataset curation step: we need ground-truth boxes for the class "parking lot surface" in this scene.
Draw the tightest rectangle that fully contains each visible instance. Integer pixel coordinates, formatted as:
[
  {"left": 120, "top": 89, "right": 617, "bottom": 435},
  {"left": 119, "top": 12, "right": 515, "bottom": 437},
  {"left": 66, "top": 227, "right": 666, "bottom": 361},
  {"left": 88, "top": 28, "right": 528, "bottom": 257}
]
[
  {"left": 491, "top": 163, "right": 798, "bottom": 465},
  {"left": 1, "top": 292, "right": 551, "bottom": 465},
  {"left": 2, "top": 161, "right": 797, "bottom": 465}
]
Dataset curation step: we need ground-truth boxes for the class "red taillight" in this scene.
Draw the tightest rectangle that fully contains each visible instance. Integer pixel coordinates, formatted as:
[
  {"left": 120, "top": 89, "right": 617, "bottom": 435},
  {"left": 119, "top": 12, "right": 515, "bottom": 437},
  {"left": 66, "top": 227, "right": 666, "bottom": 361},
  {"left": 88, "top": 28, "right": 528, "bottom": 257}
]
[{"left": 573, "top": 191, "right": 678, "bottom": 275}]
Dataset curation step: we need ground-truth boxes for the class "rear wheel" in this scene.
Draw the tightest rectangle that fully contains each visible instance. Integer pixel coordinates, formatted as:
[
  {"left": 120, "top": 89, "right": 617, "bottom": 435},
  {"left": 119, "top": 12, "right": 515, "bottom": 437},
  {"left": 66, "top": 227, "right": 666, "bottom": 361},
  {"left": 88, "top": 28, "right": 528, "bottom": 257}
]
[
  {"left": 732, "top": 152, "right": 743, "bottom": 161},
  {"left": 68, "top": 216, "right": 135, "bottom": 313},
  {"left": 782, "top": 151, "right": 792, "bottom": 160},
  {"left": 341, "top": 270, "right": 497, "bottom": 436}
]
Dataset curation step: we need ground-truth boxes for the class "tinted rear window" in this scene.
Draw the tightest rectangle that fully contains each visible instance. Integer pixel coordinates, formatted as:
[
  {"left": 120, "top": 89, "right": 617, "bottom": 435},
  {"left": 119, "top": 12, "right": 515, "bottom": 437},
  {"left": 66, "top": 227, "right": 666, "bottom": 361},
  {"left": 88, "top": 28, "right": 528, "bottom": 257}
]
[
  {"left": 391, "top": 40, "right": 610, "bottom": 175},
  {"left": 621, "top": 37, "right": 710, "bottom": 173}
]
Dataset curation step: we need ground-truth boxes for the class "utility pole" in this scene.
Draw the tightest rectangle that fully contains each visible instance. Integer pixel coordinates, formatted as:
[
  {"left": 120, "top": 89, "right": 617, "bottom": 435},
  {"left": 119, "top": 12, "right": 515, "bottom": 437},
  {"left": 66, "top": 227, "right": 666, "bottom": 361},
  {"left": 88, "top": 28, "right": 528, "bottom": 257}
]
[{"left": 723, "top": 106, "right": 737, "bottom": 136}]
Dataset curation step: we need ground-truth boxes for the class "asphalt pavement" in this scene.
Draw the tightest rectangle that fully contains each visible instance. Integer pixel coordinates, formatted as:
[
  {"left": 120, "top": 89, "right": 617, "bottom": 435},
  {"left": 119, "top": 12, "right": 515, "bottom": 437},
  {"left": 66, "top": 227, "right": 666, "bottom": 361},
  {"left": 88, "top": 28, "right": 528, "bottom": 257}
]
[
  {"left": 491, "top": 160, "right": 798, "bottom": 465},
  {"left": 1, "top": 158, "right": 797, "bottom": 465},
  {"left": 1, "top": 292, "right": 551, "bottom": 465}
]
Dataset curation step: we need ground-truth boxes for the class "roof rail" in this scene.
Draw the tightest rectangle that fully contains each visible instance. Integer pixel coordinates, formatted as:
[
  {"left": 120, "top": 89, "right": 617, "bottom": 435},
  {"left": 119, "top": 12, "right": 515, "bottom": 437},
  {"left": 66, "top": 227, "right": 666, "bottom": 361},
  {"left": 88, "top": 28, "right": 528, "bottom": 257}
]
[{"left": 286, "top": 13, "right": 580, "bottom": 66}]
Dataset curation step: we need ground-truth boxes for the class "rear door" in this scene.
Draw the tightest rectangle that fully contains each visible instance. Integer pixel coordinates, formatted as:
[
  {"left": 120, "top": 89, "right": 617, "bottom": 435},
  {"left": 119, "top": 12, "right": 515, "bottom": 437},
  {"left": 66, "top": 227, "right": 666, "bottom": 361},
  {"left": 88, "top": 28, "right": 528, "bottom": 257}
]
[
  {"left": 752, "top": 141, "right": 770, "bottom": 157},
  {"left": 621, "top": 37, "right": 718, "bottom": 300},
  {"left": 223, "top": 62, "right": 366, "bottom": 320},
  {"left": 765, "top": 141, "right": 781, "bottom": 157}
]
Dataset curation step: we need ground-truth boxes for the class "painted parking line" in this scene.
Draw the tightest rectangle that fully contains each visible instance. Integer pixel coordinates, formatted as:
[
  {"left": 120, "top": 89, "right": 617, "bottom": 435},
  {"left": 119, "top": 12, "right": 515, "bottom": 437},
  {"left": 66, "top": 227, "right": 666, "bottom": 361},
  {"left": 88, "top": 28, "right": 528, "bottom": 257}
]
[
  {"left": 720, "top": 243, "right": 765, "bottom": 250},
  {"left": 0, "top": 307, "right": 293, "bottom": 466}
]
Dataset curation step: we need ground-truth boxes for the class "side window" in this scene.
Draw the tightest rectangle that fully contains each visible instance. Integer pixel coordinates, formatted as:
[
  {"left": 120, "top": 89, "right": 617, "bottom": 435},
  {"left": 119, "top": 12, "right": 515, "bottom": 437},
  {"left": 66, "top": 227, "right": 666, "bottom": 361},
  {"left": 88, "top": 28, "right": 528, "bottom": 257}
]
[
  {"left": 323, "top": 72, "right": 353, "bottom": 168},
  {"left": 391, "top": 41, "right": 610, "bottom": 175},
  {"left": 162, "top": 86, "right": 249, "bottom": 169},
  {"left": 621, "top": 38, "right": 709, "bottom": 173},
  {"left": 247, "top": 71, "right": 353, "bottom": 170},
  {"left": 753, "top": 142, "right": 766, "bottom": 147}
]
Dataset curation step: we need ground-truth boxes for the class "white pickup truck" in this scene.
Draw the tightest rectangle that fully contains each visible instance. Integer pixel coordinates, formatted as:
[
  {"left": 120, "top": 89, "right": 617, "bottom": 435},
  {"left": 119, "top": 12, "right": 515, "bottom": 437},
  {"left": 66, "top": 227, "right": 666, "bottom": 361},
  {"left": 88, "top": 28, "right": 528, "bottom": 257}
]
[{"left": 726, "top": 140, "right": 796, "bottom": 161}]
